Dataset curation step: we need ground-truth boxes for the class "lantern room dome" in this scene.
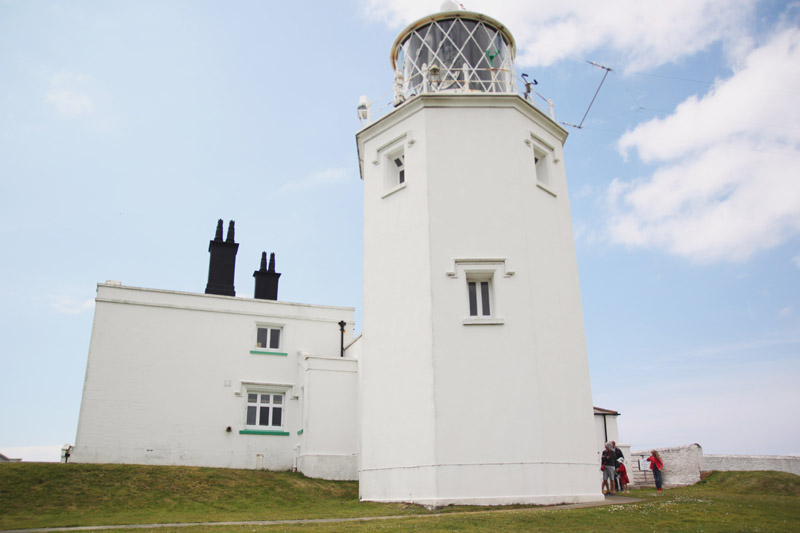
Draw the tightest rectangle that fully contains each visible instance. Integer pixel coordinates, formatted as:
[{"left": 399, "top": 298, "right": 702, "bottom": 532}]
[{"left": 390, "top": 9, "right": 516, "bottom": 102}]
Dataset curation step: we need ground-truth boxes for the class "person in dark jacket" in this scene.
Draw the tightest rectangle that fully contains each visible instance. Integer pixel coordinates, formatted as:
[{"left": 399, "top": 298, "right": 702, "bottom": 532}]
[
  {"left": 611, "top": 441, "right": 624, "bottom": 492},
  {"left": 600, "top": 443, "right": 617, "bottom": 495}
]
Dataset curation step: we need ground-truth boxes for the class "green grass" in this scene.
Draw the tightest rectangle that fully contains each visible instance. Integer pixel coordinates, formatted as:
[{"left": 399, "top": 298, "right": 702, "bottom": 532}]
[{"left": 1, "top": 463, "right": 799, "bottom": 532}]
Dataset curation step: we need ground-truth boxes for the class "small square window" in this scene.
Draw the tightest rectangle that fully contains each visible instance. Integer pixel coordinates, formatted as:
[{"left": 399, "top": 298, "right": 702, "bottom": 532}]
[{"left": 256, "top": 326, "right": 282, "bottom": 350}]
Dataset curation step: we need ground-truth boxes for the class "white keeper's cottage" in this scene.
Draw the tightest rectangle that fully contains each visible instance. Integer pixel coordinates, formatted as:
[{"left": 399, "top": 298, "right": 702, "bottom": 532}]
[{"left": 72, "top": 3, "right": 619, "bottom": 506}]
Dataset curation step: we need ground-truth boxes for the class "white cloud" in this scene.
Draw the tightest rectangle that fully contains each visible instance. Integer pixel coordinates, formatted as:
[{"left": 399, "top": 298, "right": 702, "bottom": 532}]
[
  {"left": 793, "top": 254, "right": 800, "bottom": 268},
  {"left": 606, "top": 28, "right": 800, "bottom": 262},
  {"left": 281, "top": 168, "right": 351, "bottom": 192},
  {"left": 358, "top": 0, "right": 757, "bottom": 73},
  {"left": 46, "top": 294, "right": 95, "bottom": 315},
  {"left": 45, "top": 71, "right": 95, "bottom": 116}
]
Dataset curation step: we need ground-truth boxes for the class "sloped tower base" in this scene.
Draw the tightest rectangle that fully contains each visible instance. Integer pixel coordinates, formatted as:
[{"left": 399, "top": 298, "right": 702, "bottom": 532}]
[{"left": 361, "top": 464, "right": 603, "bottom": 507}]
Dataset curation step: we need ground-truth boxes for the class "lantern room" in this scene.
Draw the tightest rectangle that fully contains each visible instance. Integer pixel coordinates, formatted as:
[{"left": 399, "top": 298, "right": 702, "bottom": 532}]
[{"left": 390, "top": 7, "right": 516, "bottom": 104}]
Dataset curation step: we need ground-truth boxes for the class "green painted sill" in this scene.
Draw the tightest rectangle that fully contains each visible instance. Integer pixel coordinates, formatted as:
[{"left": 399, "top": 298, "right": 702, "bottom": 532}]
[
  {"left": 249, "top": 350, "right": 289, "bottom": 356},
  {"left": 239, "top": 429, "right": 290, "bottom": 436}
]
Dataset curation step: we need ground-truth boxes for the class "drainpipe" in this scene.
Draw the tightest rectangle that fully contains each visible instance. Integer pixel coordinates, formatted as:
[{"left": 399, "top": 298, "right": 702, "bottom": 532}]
[{"left": 338, "top": 321, "right": 346, "bottom": 357}]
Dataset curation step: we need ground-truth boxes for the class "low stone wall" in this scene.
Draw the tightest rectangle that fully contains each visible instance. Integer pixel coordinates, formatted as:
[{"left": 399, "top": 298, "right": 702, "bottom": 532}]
[
  {"left": 702, "top": 454, "right": 800, "bottom": 476},
  {"left": 630, "top": 444, "right": 703, "bottom": 487}
]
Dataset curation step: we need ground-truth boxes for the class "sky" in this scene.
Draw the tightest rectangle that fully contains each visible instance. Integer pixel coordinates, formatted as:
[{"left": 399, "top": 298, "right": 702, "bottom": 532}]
[{"left": 1, "top": 0, "right": 798, "bottom": 462}]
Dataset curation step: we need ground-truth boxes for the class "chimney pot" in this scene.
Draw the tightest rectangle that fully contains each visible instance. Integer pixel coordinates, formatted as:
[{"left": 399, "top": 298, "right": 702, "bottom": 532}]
[
  {"left": 254, "top": 251, "right": 281, "bottom": 300},
  {"left": 205, "top": 219, "right": 239, "bottom": 296}
]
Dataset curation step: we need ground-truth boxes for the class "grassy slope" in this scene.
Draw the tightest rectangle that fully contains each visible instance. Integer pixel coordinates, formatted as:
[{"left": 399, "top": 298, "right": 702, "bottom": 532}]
[
  {"left": 0, "top": 463, "right": 428, "bottom": 529},
  {"left": 1, "top": 464, "right": 799, "bottom": 532}
]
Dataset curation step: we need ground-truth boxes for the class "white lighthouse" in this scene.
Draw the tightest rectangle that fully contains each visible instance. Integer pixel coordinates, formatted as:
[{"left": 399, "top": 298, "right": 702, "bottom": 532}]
[{"left": 356, "top": 5, "right": 603, "bottom": 506}]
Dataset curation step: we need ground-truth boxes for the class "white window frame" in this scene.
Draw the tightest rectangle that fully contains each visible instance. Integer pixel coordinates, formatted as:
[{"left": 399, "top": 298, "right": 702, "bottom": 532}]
[
  {"left": 446, "top": 258, "right": 510, "bottom": 325},
  {"left": 254, "top": 324, "right": 284, "bottom": 353},
  {"left": 242, "top": 385, "right": 290, "bottom": 434},
  {"left": 467, "top": 274, "right": 493, "bottom": 318},
  {"left": 375, "top": 134, "right": 409, "bottom": 198},
  {"left": 527, "top": 134, "right": 557, "bottom": 197}
]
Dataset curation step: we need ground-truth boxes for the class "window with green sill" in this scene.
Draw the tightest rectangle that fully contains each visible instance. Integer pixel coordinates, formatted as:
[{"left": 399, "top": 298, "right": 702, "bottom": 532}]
[
  {"left": 255, "top": 326, "right": 282, "bottom": 351},
  {"left": 245, "top": 392, "right": 284, "bottom": 430}
]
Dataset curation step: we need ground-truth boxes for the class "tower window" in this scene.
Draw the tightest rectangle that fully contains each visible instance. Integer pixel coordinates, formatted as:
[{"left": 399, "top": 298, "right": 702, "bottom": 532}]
[
  {"left": 467, "top": 276, "right": 492, "bottom": 317},
  {"left": 394, "top": 155, "right": 405, "bottom": 184},
  {"left": 533, "top": 145, "right": 550, "bottom": 186},
  {"left": 377, "top": 135, "right": 409, "bottom": 197},
  {"left": 384, "top": 146, "right": 406, "bottom": 189}
]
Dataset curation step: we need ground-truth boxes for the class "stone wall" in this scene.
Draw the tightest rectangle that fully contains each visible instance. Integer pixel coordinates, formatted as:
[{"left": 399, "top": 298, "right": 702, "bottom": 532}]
[
  {"left": 702, "top": 454, "right": 800, "bottom": 476},
  {"left": 629, "top": 444, "right": 703, "bottom": 487},
  {"left": 627, "top": 445, "right": 800, "bottom": 488}
]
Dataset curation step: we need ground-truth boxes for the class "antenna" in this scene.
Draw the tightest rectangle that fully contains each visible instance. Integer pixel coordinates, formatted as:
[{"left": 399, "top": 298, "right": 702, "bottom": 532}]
[{"left": 563, "top": 62, "right": 612, "bottom": 130}]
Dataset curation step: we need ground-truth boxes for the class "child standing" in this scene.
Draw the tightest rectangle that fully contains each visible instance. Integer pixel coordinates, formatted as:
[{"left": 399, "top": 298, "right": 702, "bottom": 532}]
[
  {"left": 617, "top": 458, "right": 630, "bottom": 494},
  {"left": 647, "top": 450, "right": 664, "bottom": 494}
]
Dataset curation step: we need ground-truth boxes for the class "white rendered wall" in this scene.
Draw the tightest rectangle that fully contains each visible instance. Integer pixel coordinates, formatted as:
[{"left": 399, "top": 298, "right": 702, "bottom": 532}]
[
  {"left": 297, "top": 355, "right": 359, "bottom": 480},
  {"left": 702, "top": 454, "right": 800, "bottom": 476},
  {"left": 594, "top": 414, "right": 621, "bottom": 458},
  {"left": 358, "top": 94, "right": 602, "bottom": 506},
  {"left": 72, "top": 284, "right": 354, "bottom": 472}
]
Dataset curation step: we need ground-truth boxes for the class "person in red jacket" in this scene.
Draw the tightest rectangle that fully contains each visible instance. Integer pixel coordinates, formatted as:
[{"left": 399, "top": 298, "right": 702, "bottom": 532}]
[
  {"left": 647, "top": 450, "right": 664, "bottom": 494},
  {"left": 617, "top": 458, "right": 630, "bottom": 494}
]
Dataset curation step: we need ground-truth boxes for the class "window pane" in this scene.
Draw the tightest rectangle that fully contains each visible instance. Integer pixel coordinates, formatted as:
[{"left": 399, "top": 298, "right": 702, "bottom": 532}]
[
  {"left": 272, "top": 407, "right": 282, "bottom": 427},
  {"left": 273, "top": 394, "right": 283, "bottom": 405},
  {"left": 480, "top": 281, "right": 491, "bottom": 316},
  {"left": 248, "top": 393, "right": 257, "bottom": 403},
  {"left": 468, "top": 281, "right": 478, "bottom": 316},
  {"left": 259, "top": 407, "right": 270, "bottom": 426},
  {"left": 256, "top": 328, "right": 268, "bottom": 348},
  {"left": 247, "top": 406, "right": 257, "bottom": 426},
  {"left": 399, "top": 169, "right": 405, "bottom": 184},
  {"left": 269, "top": 328, "right": 281, "bottom": 349},
  {"left": 260, "top": 394, "right": 270, "bottom": 404}
]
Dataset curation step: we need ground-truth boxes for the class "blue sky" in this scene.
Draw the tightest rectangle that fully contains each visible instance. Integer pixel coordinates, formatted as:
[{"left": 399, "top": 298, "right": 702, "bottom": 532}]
[{"left": 1, "top": 0, "right": 798, "bottom": 461}]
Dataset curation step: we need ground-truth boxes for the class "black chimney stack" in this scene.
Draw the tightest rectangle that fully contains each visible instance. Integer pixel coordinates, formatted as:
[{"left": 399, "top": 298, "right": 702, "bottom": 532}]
[
  {"left": 205, "top": 219, "right": 239, "bottom": 296},
  {"left": 253, "top": 251, "right": 281, "bottom": 300}
]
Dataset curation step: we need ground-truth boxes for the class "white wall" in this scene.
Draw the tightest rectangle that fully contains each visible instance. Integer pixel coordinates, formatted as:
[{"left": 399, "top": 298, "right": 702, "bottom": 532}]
[
  {"left": 72, "top": 284, "right": 354, "bottom": 472},
  {"left": 358, "top": 94, "right": 602, "bottom": 506},
  {"left": 702, "top": 454, "right": 800, "bottom": 476},
  {"left": 297, "top": 355, "right": 359, "bottom": 480},
  {"left": 594, "top": 413, "right": 620, "bottom": 457}
]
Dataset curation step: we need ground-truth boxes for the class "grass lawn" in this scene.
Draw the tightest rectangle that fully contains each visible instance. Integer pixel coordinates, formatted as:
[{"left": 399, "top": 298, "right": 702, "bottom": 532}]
[{"left": 1, "top": 463, "right": 799, "bottom": 531}]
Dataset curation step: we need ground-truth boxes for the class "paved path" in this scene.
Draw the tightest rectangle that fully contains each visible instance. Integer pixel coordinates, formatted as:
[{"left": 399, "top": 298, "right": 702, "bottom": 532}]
[{"left": 4, "top": 495, "right": 644, "bottom": 532}]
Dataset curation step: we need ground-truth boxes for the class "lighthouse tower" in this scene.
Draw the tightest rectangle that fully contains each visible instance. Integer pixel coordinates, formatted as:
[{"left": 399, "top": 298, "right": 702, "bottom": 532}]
[{"left": 357, "top": 4, "right": 602, "bottom": 506}]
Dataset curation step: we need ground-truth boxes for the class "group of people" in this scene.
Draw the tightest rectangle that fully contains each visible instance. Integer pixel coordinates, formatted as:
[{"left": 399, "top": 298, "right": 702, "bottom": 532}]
[
  {"left": 600, "top": 441, "right": 629, "bottom": 495},
  {"left": 601, "top": 441, "right": 664, "bottom": 495}
]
